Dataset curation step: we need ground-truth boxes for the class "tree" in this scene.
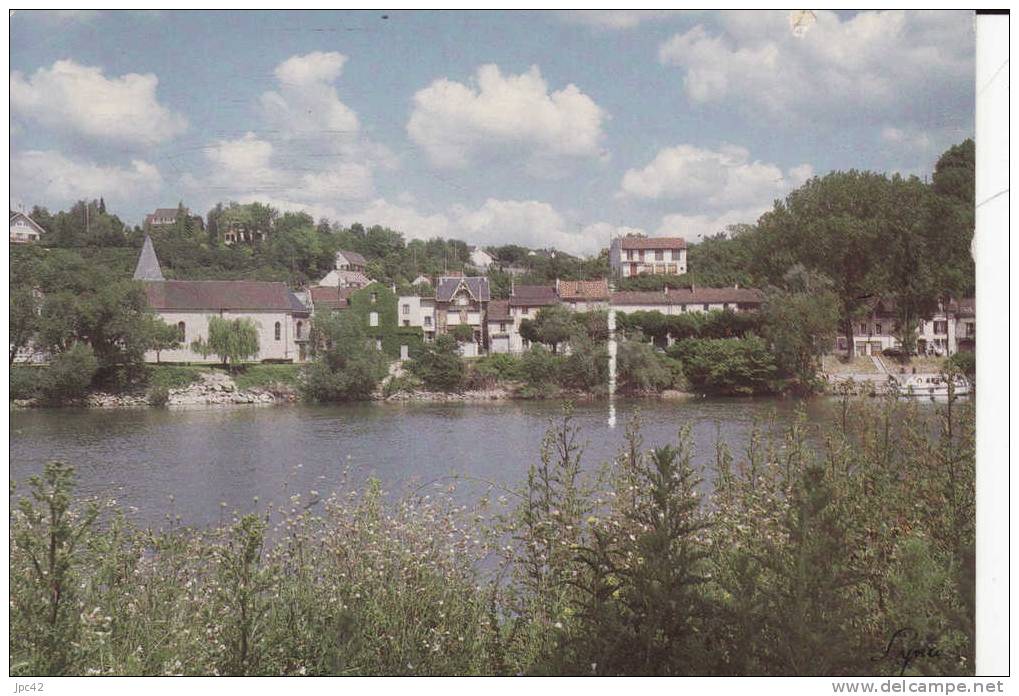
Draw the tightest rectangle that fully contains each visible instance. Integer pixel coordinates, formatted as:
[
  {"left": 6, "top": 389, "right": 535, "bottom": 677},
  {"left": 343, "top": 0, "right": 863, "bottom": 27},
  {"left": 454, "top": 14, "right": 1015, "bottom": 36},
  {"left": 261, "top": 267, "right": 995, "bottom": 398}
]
[
  {"left": 520, "top": 305, "right": 577, "bottom": 354},
  {"left": 670, "top": 335, "right": 777, "bottom": 395},
  {"left": 10, "top": 287, "right": 40, "bottom": 365},
  {"left": 144, "top": 315, "right": 182, "bottom": 364},
  {"left": 451, "top": 323, "right": 475, "bottom": 343},
  {"left": 616, "top": 337, "right": 671, "bottom": 393},
  {"left": 300, "top": 311, "right": 387, "bottom": 402},
  {"left": 190, "top": 317, "right": 260, "bottom": 368},
  {"left": 40, "top": 342, "right": 98, "bottom": 402},
  {"left": 752, "top": 171, "right": 914, "bottom": 357},
  {"left": 408, "top": 334, "right": 464, "bottom": 392},
  {"left": 760, "top": 279, "right": 840, "bottom": 389}
]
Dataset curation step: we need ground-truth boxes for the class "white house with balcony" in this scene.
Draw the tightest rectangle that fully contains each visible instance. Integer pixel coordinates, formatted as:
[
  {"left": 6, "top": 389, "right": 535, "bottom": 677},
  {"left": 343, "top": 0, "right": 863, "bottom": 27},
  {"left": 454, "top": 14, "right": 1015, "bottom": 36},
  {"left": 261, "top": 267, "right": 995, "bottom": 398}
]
[{"left": 609, "top": 235, "right": 687, "bottom": 277}]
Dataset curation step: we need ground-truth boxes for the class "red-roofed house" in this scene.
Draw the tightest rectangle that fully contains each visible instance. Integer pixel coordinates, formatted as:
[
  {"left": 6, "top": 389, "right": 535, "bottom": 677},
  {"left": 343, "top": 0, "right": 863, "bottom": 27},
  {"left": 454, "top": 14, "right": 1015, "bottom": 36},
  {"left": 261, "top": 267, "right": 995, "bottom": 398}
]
[{"left": 609, "top": 235, "right": 687, "bottom": 277}]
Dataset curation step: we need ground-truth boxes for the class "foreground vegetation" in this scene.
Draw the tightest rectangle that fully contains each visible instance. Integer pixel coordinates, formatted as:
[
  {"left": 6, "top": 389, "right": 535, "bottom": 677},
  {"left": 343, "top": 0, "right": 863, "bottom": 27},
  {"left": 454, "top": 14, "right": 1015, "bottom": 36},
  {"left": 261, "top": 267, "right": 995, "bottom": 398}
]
[{"left": 11, "top": 394, "right": 974, "bottom": 676}]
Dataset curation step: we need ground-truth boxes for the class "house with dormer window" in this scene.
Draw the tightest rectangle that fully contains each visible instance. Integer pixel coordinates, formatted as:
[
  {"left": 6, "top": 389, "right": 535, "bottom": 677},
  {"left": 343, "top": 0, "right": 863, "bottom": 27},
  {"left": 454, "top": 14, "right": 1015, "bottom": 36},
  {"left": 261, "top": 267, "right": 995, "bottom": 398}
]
[{"left": 434, "top": 274, "right": 490, "bottom": 355}]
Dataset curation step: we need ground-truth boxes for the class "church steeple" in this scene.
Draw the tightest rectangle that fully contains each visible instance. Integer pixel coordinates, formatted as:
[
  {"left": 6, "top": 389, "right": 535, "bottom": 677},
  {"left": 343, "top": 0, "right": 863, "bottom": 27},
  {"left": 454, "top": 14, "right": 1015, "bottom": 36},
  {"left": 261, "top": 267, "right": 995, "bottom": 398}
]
[{"left": 133, "top": 235, "right": 164, "bottom": 281}]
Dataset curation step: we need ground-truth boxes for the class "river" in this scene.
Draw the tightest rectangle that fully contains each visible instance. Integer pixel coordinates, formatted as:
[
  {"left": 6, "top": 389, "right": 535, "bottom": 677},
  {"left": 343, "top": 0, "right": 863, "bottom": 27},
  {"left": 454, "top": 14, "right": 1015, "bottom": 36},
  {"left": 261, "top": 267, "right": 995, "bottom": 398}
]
[{"left": 10, "top": 397, "right": 915, "bottom": 528}]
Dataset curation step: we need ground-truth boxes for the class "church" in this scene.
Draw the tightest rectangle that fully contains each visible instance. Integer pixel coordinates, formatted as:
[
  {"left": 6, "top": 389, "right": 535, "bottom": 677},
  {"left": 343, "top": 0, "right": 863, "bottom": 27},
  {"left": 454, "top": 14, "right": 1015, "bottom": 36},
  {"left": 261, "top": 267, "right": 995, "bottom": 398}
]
[{"left": 134, "top": 237, "right": 312, "bottom": 363}]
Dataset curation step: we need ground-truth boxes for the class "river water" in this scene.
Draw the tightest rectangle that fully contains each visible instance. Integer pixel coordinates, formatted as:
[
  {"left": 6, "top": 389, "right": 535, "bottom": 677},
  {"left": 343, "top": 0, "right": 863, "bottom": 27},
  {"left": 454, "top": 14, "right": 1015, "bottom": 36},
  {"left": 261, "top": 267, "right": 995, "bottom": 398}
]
[{"left": 9, "top": 397, "right": 914, "bottom": 528}]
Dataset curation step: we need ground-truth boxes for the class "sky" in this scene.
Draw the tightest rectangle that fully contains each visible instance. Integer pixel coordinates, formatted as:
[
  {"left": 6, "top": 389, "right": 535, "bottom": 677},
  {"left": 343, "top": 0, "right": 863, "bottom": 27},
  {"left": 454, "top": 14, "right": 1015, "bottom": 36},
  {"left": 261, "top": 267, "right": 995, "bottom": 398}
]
[{"left": 10, "top": 10, "right": 976, "bottom": 256}]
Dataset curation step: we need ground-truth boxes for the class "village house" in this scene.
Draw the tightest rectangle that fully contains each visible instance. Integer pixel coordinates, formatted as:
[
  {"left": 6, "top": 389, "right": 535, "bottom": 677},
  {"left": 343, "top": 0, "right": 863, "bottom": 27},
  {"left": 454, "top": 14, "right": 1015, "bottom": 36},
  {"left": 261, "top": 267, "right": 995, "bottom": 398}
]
[
  {"left": 134, "top": 237, "right": 311, "bottom": 363},
  {"left": 468, "top": 246, "right": 494, "bottom": 270},
  {"left": 834, "top": 297, "right": 976, "bottom": 357},
  {"left": 609, "top": 286, "right": 764, "bottom": 315},
  {"left": 317, "top": 250, "right": 371, "bottom": 288},
  {"left": 557, "top": 279, "right": 610, "bottom": 311},
  {"left": 434, "top": 275, "right": 490, "bottom": 357},
  {"left": 9, "top": 211, "right": 44, "bottom": 244},
  {"left": 506, "top": 284, "right": 558, "bottom": 352},
  {"left": 609, "top": 235, "right": 687, "bottom": 277},
  {"left": 486, "top": 300, "right": 514, "bottom": 354},
  {"left": 143, "top": 207, "right": 204, "bottom": 232},
  {"left": 397, "top": 294, "right": 437, "bottom": 343}
]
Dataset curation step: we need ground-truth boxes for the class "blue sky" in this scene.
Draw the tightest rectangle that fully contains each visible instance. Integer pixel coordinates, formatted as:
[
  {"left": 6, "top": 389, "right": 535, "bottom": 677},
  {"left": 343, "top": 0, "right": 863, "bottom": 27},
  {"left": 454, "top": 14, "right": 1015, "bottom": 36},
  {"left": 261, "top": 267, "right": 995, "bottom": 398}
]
[{"left": 10, "top": 10, "right": 975, "bottom": 255}]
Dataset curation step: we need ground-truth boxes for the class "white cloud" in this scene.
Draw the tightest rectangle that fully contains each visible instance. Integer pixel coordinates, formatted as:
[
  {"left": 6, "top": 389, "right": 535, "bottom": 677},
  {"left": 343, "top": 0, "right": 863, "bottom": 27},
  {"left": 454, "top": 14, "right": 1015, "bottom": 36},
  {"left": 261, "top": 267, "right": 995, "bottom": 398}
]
[
  {"left": 658, "top": 11, "right": 973, "bottom": 125},
  {"left": 881, "top": 125, "right": 933, "bottom": 152},
  {"left": 260, "top": 51, "right": 360, "bottom": 139},
  {"left": 407, "top": 64, "right": 608, "bottom": 171},
  {"left": 657, "top": 207, "right": 766, "bottom": 241},
  {"left": 276, "top": 196, "right": 633, "bottom": 256},
  {"left": 11, "top": 150, "right": 162, "bottom": 207},
  {"left": 10, "top": 59, "right": 187, "bottom": 147},
  {"left": 619, "top": 144, "right": 812, "bottom": 210},
  {"left": 561, "top": 10, "right": 680, "bottom": 30}
]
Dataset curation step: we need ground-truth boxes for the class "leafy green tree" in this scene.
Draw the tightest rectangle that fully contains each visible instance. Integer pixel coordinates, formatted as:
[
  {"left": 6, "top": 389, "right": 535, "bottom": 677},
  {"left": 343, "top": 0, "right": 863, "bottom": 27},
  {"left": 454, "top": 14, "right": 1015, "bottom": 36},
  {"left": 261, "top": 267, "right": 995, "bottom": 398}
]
[
  {"left": 190, "top": 317, "right": 260, "bottom": 368},
  {"left": 408, "top": 334, "right": 464, "bottom": 392},
  {"left": 559, "top": 332, "right": 608, "bottom": 391},
  {"left": 40, "top": 343, "right": 98, "bottom": 402},
  {"left": 451, "top": 323, "right": 475, "bottom": 343},
  {"left": 144, "top": 315, "right": 182, "bottom": 364},
  {"left": 671, "top": 336, "right": 777, "bottom": 395},
  {"left": 10, "top": 287, "right": 41, "bottom": 365},
  {"left": 760, "top": 271, "right": 840, "bottom": 388},
  {"left": 519, "top": 305, "right": 576, "bottom": 354},
  {"left": 616, "top": 337, "right": 671, "bottom": 393},
  {"left": 301, "top": 311, "right": 387, "bottom": 402},
  {"left": 752, "top": 172, "right": 917, "bottom": 357}
]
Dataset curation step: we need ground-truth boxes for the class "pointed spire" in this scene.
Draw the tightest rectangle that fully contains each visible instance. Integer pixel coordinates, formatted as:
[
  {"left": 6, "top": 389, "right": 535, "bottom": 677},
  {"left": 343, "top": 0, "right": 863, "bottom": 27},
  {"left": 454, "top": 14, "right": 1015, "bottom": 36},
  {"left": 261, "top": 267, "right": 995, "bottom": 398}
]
[{"left": 133, "top": 235, "right": 164, "bottom": 281}]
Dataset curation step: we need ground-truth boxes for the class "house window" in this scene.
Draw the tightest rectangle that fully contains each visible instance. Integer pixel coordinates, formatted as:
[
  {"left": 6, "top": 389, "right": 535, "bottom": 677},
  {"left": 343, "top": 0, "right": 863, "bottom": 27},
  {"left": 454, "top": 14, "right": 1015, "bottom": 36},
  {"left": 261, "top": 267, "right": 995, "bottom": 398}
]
[
  {"left": 274, "top": 322, "right": 281, "bottom": 341},
  {"left": 371, "top": 292, "right": 377, "bottom": 304},
  {"left": 859, "top": 322, "right": 867, "bottom": 334},
  {"left": 966, "top": 322, "right": 975, "bottom": 337},
  {"left": 655, "top": 249, "right": 664, "bottom": 261},
  {"left": 369, "top": 311, "right": 379, "bottom": 327},
  {"left": 934, "top": 320, "right": 948, "bottom": 334},
  {"left": 875, "top": 323, "right": 882, "bottom": 335},
  {"left": 423, "top": 316, "right": 432, "bottom": 327},
  {"left": 703, "top": 304, "right": 709, "bottom": 312},
  {"left": 500, "top": 322, "right": 507, "bottom": 333},
  {"left": 296, "top": 321, "right": 304, "bottom": 339},
  {"left": 177, "top": 322, "right": 186, "bottom": 341},
  {"left": 521, "top": 307, "right": 529, "bottom": 316},
  {"left": 402, "top": 304, "right": 410, "bottom": 315},
  {"left": 403, "top": 320, "right": 410, "bottom": 327}
]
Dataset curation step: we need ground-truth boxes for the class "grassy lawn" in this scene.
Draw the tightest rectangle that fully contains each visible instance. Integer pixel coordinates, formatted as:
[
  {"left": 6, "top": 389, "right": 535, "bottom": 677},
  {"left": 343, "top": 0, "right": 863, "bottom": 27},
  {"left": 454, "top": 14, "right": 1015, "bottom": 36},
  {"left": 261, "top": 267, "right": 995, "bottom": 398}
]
[
  {"left": 232, "top": 363, "right": 302, "bottom": 391},
  {"left": 147, "top": 365, "right": 210, "bottom": 389},
  {"left": 877, "top": 355, "right": 950, "bottom": 374},
  {"left": 821, "top": 355, "right": 882, "bottom": 375}
]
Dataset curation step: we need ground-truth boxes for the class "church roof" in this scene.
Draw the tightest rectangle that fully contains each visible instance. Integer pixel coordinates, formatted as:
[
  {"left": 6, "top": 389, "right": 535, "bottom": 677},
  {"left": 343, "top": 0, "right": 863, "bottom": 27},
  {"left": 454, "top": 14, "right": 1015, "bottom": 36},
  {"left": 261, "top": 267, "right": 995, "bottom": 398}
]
[
  {"left": 144, "top": 280, "right": 303, "bottom": 311},
  {"left": 133, "top": 236, "right": 165, "bottom": 281}
]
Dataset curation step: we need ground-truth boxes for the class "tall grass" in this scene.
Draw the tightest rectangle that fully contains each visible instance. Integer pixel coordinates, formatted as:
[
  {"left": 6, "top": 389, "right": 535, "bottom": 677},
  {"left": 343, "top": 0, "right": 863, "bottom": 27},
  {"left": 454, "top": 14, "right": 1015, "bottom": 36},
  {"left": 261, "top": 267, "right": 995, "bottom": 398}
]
[{"left": 10, "top": 393, "right": 974, "bottom": 676}]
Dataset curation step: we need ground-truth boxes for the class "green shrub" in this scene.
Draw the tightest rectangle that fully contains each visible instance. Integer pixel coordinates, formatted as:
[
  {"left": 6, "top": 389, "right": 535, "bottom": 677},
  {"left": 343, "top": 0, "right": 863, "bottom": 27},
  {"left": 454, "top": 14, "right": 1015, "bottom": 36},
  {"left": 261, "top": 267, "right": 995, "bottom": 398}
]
[
  {"left": 10, "top": 366, "right": 46, "bottom": 400},
  {"left": 407, "top": 335, "right": 464, "bottom": 392},
  {"left": 669, "top": 335, "right": 778, "bottom": 395},
  {"left": 518, "top": 345, "right": 561, "bottom": 397},
  {"left": 945, "top": 351, "right": 975, "bottom": 378},
  {"left": 40, "top": 343, "right": 98, "bottom": 402},
  {"left": 616, "top": 338, "right": 671, "bottom": 393},
  {"left": 147, "top": 383, "right": 170, "bottom": 407},
  {"left": 471, "top": 353, "right": 522, "bottom": 381}
]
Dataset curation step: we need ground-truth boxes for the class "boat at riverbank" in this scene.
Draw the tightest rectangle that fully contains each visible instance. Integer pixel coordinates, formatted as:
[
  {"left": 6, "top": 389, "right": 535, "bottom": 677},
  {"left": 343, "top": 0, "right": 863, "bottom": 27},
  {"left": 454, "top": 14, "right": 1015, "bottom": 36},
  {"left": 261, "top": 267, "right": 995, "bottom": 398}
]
[{"left": 889, "top": 373, "right": 971, "bottom": 398}]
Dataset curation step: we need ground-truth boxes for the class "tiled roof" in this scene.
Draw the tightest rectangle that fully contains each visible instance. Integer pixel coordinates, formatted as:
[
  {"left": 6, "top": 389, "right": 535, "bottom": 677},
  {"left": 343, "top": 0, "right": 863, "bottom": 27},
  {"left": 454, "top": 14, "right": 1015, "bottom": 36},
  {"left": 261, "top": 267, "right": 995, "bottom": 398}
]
[
  {"left": 610, "top": 287, "right": 764, "bottom": 306},
  {"left": 436, "top": 276, "right": 491, "bottom": 302},
  {"left": 133, "top": 236, "right": 164, "bottom": 281},
  {"left": 149, "top": 208, "right": 179, "bottom": 218},
  {"left": 487, "top": 299, "right": 511, "bottom": 321},
  {"left": 618, "top": 236, "right": 686, "bottom": 250},
  {"left": 144, "top": 280, "right": 301, "bottom": 311},
  {"left": 337, "top": 249, "right": 367, "bottom": 266},
  {"left": 558, "top": 279, "right": 609, "bottom": 301},
  {"left": 309, "top": 285, "right": 356, "bottom": 310},
  {"left": 509, "top": 284, "right": 558, "bottom": 307}
]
